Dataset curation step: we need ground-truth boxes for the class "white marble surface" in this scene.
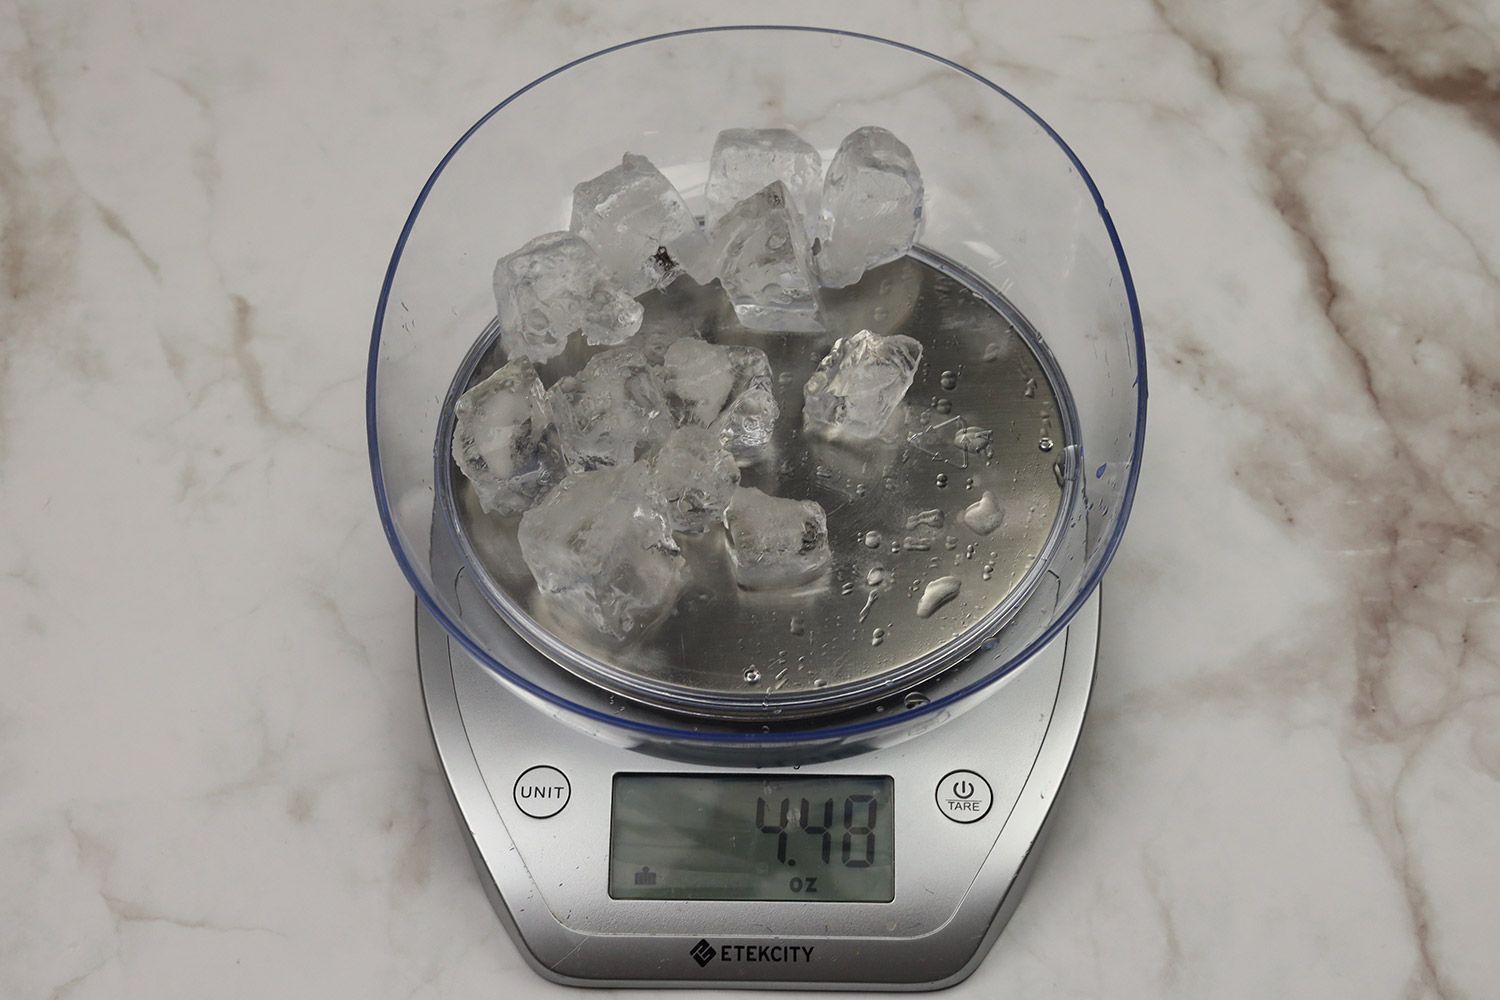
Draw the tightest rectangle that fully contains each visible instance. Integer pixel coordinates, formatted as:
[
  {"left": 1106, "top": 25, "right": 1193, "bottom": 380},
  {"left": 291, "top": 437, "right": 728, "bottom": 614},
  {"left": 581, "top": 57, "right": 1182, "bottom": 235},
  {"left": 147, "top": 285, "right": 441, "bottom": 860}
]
[{"left": 3, "top": 1, "right": 1498, "bottom": 997}]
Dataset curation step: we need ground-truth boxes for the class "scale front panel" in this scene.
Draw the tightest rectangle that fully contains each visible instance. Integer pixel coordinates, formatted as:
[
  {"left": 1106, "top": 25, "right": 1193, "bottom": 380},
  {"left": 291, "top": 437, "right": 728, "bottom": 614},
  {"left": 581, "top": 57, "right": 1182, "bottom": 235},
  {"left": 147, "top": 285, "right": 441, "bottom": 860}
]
[{"left": 419, "top": 593, "right": 1097, "bottom": 989}]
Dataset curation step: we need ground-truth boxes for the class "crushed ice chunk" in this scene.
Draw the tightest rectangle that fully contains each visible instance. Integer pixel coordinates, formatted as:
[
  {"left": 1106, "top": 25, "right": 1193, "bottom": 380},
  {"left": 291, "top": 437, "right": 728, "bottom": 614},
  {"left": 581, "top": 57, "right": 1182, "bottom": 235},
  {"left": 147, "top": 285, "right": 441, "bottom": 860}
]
[
  {"left": 803, "top": 329, "right": 923, "bottom": 440},
  {"left": 816, "top": 126, "right": 924, "bottom": 288},
  {"left": 629, "top": 322, "right": 701, "bottom": 365},
  {"left": 570, "top": 154, "right": 715, "bottom": 295},
  {"left": 661, "top": 337, "right": 735, "bottom": 425},
  {"left": 704, "top": 128, "right": 822, "bottom": 236},
  {"left": 723, "top": 486, "right": 831, "bottom": 590},
  {"left": 517, "top": 463, "right": 685, "bottom": 640},
  {"left": 450, "top": 357, "right": 562, "bottom": 515},
  {"left": 658, "top": 339, "right": 780, "bottom": 460},
  {"left": 494, "top": 231, "right": 643, "bottom": 362},
  {"left": 546, "top": 345, "right": 671, "bottom": 471},
  {"left": 650, "top": 426, "right": 740, "bottom": 534},
  {"left": 711, "top": 345, "right": 780, "bottom": 461},
  {"left": 709, "top": 182, "right": 822, "bottom": 332}
]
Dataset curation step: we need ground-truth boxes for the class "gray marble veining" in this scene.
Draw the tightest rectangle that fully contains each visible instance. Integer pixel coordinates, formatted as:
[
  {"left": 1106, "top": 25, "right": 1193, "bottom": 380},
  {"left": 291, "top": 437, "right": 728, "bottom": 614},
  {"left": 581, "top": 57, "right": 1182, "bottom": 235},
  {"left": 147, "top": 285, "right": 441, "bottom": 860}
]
[{"left": 1, "top": 2, "right": 1496, "bottom": 998}]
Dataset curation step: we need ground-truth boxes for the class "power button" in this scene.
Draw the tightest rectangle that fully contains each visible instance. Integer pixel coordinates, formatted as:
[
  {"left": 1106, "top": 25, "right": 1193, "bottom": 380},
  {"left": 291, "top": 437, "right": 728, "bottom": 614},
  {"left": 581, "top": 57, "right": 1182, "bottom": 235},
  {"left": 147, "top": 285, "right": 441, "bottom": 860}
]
[{"left": 936, "top": 770, "right": 993, "bottom": 823}]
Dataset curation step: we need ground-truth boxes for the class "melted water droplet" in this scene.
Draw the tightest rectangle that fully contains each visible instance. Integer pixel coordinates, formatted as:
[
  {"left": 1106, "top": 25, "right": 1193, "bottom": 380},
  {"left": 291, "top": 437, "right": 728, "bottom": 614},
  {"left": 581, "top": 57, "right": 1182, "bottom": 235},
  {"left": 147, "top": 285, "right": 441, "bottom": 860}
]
[
  {"left": 939, "top": 370, "right": 958, "bottom": 390},
  {"left": 863, "top": 529, "right": 883, "bottom": 549},
  {"left": 944, "top": 535, "right": 959, "bottom": 550},
  {"left": 789, "top": 616, "right": 805, "bottom": 636},
  {"left": 871, "top": 628, "right": 886, "bottom": 647},
  {"left": 1023, "top": 377, "right": 1036, "bottom": 398},
  {"left": 866, "top": 565, "right": 887, "bottom": 587},
  {"left": 744, "top": 668, "right": 761, "bottom": 684},
  {"left": 905, "top": 509, "right": 945, "bottom": 530},
  {"left": 916, "top": 576, "right": 962, "bottom": 618},
  {"left": 935, "top": 473, "right": 949, "bottom": 488},
  {"left": 963, "top": 490, "right": 1004, "bottom": 535},
  {"left": 840, "top": 581, "right": 855, "bottom": 596},
  {"left": 904, "top": 691, "right": 930, "bottom": 710},
  {"left": 812, "top": 678, "right": 827, "bottom": 688},
  {"left": 1038, "top": 437, "right": 1054, "bottom": 452},
  {"left": 982, "top": 342, "right": 1002, "bottom": 362},
  {"left": 854, "top": 483, "right": 868, "bottom": 497},
  {"left": 934, "top": 398, "right": 953, "bottom": 415}
]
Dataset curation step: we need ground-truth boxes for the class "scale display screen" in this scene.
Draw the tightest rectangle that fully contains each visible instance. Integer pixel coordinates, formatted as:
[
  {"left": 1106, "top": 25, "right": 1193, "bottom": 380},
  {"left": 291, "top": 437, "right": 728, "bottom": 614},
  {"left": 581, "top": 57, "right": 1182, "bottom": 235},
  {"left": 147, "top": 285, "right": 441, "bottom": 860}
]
[{"left": 609, "top": 774, "right": 894, "bottom": 902}]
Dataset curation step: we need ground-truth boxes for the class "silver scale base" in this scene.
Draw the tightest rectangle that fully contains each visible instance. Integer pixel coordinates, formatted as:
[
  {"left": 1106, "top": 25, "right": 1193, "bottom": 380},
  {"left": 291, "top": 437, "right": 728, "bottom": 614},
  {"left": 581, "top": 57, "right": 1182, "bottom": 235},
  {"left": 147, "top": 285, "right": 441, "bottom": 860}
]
[{"left": 417, "top": 589, "right": 1098, "bottom": 991}]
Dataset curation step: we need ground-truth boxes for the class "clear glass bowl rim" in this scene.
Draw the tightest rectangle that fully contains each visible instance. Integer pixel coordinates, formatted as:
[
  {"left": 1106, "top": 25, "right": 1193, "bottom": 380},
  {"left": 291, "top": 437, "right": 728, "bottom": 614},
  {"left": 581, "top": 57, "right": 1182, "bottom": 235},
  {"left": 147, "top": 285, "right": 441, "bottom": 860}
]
[{"left": 366, "top": 24, "right": 1147, "bottom": 744}]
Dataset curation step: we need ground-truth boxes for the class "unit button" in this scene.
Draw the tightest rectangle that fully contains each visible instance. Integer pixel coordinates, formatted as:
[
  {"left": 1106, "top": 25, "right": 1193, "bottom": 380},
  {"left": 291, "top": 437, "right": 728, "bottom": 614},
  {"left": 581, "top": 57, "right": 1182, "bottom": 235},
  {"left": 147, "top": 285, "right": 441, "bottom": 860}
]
[
  {"left": 936, "top": 770, "right": 993, "bottom": 823},
  {"left": 514, "top": 765, "right": 571, "bottom": 819}
]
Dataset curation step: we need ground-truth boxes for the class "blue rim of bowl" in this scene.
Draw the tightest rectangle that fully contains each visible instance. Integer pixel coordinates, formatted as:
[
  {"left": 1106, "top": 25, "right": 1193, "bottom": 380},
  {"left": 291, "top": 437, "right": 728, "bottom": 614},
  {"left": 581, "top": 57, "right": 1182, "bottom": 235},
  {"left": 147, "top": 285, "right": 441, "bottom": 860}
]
[{"left": 366, "top": 24, "right": 1147, "bottom": 744}]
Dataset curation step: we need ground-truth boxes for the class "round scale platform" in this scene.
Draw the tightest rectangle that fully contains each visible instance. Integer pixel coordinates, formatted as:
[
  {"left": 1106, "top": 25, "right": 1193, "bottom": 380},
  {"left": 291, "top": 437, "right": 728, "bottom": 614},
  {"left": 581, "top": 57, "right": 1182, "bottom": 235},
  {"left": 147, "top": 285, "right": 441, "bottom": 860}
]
[{"left": 441, "top": 251, "right": 1078, "bottom": 719}]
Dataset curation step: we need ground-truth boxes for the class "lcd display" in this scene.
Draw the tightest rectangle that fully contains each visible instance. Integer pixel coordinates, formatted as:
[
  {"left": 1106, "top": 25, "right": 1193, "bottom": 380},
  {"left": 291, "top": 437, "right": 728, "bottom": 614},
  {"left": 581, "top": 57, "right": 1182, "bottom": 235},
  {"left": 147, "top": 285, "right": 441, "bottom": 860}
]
[{"left": 609, "top": 774, "right": 894, "bottom": 902}]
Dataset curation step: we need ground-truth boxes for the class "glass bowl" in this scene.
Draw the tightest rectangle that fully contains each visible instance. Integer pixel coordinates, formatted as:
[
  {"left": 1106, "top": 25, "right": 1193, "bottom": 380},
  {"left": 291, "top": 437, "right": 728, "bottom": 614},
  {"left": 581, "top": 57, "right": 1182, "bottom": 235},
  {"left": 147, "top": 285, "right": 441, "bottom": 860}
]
[{"left": 368, "top": 26, "right": 1145, "bottom": 751}]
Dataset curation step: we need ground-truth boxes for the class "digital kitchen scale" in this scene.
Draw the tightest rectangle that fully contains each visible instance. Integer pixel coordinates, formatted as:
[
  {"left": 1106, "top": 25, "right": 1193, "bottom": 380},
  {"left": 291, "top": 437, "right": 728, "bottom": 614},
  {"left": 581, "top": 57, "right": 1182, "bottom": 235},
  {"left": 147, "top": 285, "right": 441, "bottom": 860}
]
[
  {"left": 367, "top": 26, "right": 1144, "bottom": 993},
  {"left": 417, "top": 583, "right": 1098, "bottom": 989}
]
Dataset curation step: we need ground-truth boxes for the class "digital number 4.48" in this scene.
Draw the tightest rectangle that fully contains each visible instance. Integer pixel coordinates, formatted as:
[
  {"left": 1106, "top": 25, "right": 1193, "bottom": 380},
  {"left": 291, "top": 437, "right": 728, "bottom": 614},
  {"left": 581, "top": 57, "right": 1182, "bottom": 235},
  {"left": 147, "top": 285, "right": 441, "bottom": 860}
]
[{"left": 755, "top": 795, "right": 878, "bottom": 868}]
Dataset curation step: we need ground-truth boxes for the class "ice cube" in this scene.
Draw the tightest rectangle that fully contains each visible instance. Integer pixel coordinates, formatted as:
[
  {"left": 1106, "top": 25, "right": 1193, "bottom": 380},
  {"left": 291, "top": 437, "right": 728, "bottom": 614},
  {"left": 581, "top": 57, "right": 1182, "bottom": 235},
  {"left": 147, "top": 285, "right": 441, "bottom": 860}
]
[
  {"left": 650, "top": 426, "right": 740, "bottom": 534},
  {"left": 803, "top": 329, "right": 923, "bottom": 440},
  {"left": 494, "top": 231, "right": 644, "bottom": 362},
  {"left": 450, "top": 357, "right": 562, "bottom": 515},
  {"left": 816, "top": 127, "right": 924, "bottom": 288},
  {"left": 711, "top": 346, "right": 779, "bottom": 461},
  {"left": 517, "top": 463, "right": 685, "bottom": 639},
  {"left": 704, "top": 128, "right": 822, "bottom": 236},
  {"left": 723, "top": 487, "right": 831, "bottom": 590},
  {"left": 628, "top": 325, "right": 698, "bottom": 366},
  {"left": 661, "top": 337, "right": 735, "bottom": 425},
  {"left": 709, "top": 182, "right": 822, "bottom": 332},
  {"left": 570, "top": 154, "right": 715, "bottom": 295},
  {"left": 546, "top": 345, "right": 672, "bottom": 471}
]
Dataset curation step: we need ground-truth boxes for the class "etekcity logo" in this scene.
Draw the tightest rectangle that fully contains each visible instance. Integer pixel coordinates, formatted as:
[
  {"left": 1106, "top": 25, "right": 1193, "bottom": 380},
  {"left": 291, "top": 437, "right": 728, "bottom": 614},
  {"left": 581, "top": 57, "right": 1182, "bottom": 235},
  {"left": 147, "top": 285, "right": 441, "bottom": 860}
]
[{"left": 688, "top": 938, "right": 815, "bottom": 968}]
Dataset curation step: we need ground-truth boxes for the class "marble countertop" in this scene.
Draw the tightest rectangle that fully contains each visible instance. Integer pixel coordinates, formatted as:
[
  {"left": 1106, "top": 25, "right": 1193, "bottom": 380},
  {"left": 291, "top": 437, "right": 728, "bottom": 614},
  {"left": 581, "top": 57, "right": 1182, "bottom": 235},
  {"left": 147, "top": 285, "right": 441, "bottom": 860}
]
[{"left": 4, "top": 1, "right": 1497, "bottom": 997}]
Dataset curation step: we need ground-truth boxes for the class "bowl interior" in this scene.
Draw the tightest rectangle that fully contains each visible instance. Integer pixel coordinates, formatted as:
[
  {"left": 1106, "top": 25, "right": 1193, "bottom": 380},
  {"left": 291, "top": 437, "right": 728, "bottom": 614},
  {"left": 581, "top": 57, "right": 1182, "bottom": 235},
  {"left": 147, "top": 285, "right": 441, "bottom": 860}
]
[{"left": 369, "top": 27, "right": 1144, "bottom": 744}]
